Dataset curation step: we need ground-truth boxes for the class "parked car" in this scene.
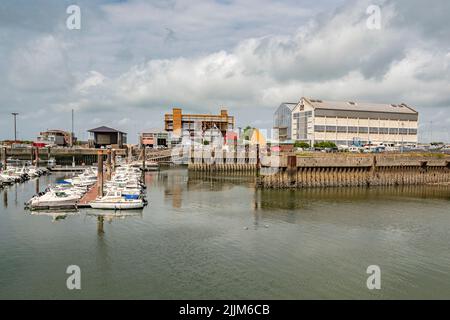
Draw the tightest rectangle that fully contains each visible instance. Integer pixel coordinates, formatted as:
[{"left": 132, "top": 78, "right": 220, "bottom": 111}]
[{"left": 348, "top": 146, "right": 361, "bottom": 153}]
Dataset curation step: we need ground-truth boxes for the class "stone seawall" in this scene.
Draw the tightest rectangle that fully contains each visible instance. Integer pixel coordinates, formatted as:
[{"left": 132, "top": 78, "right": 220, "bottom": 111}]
[{"left": 258, "top": 154, "right": 450, "bottom": 188}]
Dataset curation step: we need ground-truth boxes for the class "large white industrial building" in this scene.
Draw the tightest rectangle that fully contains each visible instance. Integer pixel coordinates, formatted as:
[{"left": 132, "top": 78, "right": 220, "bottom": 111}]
[{"left": 274, "top": 97, "right": 419, "bottom": 146}]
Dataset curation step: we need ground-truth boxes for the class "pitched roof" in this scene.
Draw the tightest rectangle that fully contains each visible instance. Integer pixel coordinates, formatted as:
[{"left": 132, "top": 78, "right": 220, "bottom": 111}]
[
  {"left": 303, "top": 98, "right": 418, "bottom": 114},
  {"left": 88, "top": 126, "right": 125, "bottom": 134},
  {"left": 280, "top": 102, "right": 298, "bottom": 111}
]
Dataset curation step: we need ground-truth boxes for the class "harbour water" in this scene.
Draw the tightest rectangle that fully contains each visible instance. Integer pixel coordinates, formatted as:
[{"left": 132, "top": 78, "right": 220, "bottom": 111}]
[{"left": 1, "top": 168, "right": 450, "bottom": 299}]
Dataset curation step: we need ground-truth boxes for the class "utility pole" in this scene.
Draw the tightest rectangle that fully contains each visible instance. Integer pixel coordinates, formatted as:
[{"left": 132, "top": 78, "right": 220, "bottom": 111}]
[
  {"left": 71, "top": 109, "right": 74, "bottom": 147},
  {"left": 11, "top": 113, "right": 19, "bottom": 143},
  {"left": 430, "top": 121, "right": 433, "bottom": 143}
]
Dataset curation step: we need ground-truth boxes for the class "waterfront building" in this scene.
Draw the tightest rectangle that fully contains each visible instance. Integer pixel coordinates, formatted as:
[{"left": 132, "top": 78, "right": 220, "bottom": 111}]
[
  {"left": 282, "top": 98, "right": 419, "bottom": 146},
  {"left": 164, "top": 108, "right": 234, "bottom": 139},
  {"left": 225, "top": 131, "right": 238, "bottom": 146},
  {"left": 88, "top": 126, "right": 127, "bottom": 149},
  {"left": 140, "top": 129, "right": 169, "bottom": 148},
  {"left": 37, "top": 130, "right": 73, "bottom": 147},
  {"left": 250, "top": 128, "right": 267, "bottom": 146},
  {"left": 273, "top": 103, "right": 297, "bottom": 142}
]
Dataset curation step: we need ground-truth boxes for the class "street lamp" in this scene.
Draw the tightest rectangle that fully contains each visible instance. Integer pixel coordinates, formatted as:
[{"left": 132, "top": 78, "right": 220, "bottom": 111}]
[{"left": 11, "top": 113, "right": 19, "bottom": 143}]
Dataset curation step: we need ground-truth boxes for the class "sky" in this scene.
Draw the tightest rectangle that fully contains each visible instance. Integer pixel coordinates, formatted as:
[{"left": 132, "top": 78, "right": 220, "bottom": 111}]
[{"left": 0, "top": 0, "right": 449, "bottom": 143}]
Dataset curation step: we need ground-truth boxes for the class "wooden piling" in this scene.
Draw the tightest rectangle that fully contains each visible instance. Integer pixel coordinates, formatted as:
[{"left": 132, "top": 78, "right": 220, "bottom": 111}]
[
  {"left": 111, "top": 149, "right": 116, "bottom": 172},
  {"left": 106, "top": 149, "right": 112, "bottom": 181},
  {"left": 142, "top": 145, "right": 146, "bottom": 180},
  {"left": 34, "top": 147, "right": 39, "bottom": 167},
  {"left": 1, "top": 146, "right": 7, "bottom": 170},
  {"left": 97, "top": 151, "right": 104, "bottom": 197}
]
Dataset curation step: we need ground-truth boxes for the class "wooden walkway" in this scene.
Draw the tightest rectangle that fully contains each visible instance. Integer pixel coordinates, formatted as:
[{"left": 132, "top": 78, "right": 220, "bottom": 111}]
[{"left": 77, "top": 183, "right": 99, "bottom": 208}]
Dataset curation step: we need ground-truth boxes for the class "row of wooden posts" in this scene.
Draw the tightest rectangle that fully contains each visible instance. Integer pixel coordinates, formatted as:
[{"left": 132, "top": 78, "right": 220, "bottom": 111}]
[
  {"left": 95, "top": 146, "right": 147, "bottom": 197},
  {"left": 258, "top": 155, "right": 450, "bottom": 188}
]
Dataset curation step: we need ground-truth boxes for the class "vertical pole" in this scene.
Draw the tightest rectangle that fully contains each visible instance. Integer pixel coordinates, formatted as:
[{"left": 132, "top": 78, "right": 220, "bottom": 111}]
[
  {"left": 35, "top": 178, "right": 39, "bottom": 194},
  {"left": 106, "top": 149, "right": 112, "bottom": 181},
  {"left": 97, "top": 151, "right": 104, "bottom": 198},
  {"left": 12, "top": 113, "right": 18, "bottom": 143},
  {"left": 233, "top": 136, "right": 238, "bottom": 164},
  {"left": 256, "top": 144, "right": 260, "bottom": 169},
  {"left": 2, "top": 146, "right": 7, "bottom": 170},
  {"left": 35, "top": 147, "right": 39, "bottom": 167},
  {"left": 245, "top": 144, "right": 249, "bottom": 164},
  {"left": 287, "top": 154, "right": 297, "bottom": 186},
  {"left": 111, "top": 149, "right": 116, "bottom": 173},
  {"left": 142, "top": 144, "right": 146, "bottom": 179},
  {"left": 71, "top": 109, "right": 74, "bottom": 147},
  {"left": 47, "top": 147, "right": 51, "bottom": 167}
]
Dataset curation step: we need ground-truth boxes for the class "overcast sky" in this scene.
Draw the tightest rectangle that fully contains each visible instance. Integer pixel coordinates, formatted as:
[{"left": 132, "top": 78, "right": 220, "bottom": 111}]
[{"left": 0, "top": 0, "right": 449, "bottom": 143}]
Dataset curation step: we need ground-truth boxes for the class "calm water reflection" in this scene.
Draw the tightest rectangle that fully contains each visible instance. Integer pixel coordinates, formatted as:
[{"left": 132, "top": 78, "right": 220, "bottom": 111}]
[{"left": 1, "top": 168, "right": 450, "bottom": 299}]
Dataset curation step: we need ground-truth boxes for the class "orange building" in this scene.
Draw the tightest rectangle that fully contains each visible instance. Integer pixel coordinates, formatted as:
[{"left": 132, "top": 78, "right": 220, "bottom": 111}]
[{"left": 164, "top": 108, "right": 234, "bottom": 138}]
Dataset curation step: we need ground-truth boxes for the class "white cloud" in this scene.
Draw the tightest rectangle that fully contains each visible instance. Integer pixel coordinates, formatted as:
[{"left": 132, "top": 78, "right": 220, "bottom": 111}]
[
  {"left": 76, "top": 71, "right": 107, "bottom": 93},
  {"left": 1, "top": 0, "right": 450, "bottom": 142},
  {"left": 69, "top": 0, "right": 450, "bottom": 116},
  {"left": 8, "top": 35, "right": 73, "bottom": 91}
]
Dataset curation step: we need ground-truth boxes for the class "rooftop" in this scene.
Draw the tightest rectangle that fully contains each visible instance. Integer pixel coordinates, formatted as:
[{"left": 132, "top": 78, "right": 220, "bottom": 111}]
[
  {"left": 280, "top": 102, "right": 298, "bottom": 111},
  {"left": 87, "top": 126, "right": 125, "bottom": 134},
  {"left": 303, "top": 98, "right": 418, "bottom": 114}
]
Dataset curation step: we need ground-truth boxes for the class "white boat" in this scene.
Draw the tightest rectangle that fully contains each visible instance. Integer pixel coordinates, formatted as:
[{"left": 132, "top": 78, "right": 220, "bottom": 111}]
[
  {"left": 29, "top": 191, "right": 79, "bottom": 210},
  {"left": 90, "top": 191, "right": 145, "bottom": 210},
  {"left": 26, "top": 167, "right": 40, "bottom": 178},
  {"left": 0, "top": 172, "right": 15, "bottom": 184}
]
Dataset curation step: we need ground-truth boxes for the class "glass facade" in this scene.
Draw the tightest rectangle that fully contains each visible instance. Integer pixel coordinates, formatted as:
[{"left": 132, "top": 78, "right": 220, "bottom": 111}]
[{"left": 293, "top": 111, "right": 312, "bottom": 140}]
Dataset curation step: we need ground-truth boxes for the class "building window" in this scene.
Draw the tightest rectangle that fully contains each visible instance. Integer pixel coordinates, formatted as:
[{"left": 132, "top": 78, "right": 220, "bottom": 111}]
[
  {"left": 326, "top": 126, "right": 337, "bottom": 132},
  {"left": 348, "top": 126, "right": 358, "bottom": 133},
  {"left": 314, "top": 125, "right": 325, "bottom": 132},
  {"left": 337, "top": 126, "right": 347, "bottom": 133},
  {"left": 369, "top": 127, "right": 379, "bottom": 134},
  {"left": 408, "top": 129, "right": 417, "bottom": 135},
  {"left": 359, "top": 127, "right": 368, "bottom": 133},
  {"left": 389, "top": 128, "right": 399, "bottom": 134},
  {"left": 379, "top": 128, "right": 389, "bottom": 134},
  {"left": 399, "top": 128, "right": 408, "bottom": 134}
]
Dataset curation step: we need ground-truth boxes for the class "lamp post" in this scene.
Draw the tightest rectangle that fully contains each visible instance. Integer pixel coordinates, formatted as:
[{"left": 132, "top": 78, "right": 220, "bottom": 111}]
[{"left": 11, "top": 113, "right": 19, "bottom": 143}]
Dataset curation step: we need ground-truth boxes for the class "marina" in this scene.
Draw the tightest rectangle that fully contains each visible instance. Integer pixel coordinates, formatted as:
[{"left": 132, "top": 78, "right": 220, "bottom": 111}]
[
  {"left": 24, "top": 162, "right": 147, "bottom": 211},
  {"left": 1, "top": 0, "right": 450, "bottom": 305},
  {"left": 1, "top": 169, "right": 450, "bottom": 299}
]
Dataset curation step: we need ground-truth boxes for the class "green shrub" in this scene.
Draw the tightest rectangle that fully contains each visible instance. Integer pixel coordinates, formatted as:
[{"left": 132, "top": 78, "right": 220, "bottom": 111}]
[
  {"left": 314, "top": 141, "right": 337, "bottom": 149},
  {"left": 294, "top": 141, "right": 310, "bottom": 149}
]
